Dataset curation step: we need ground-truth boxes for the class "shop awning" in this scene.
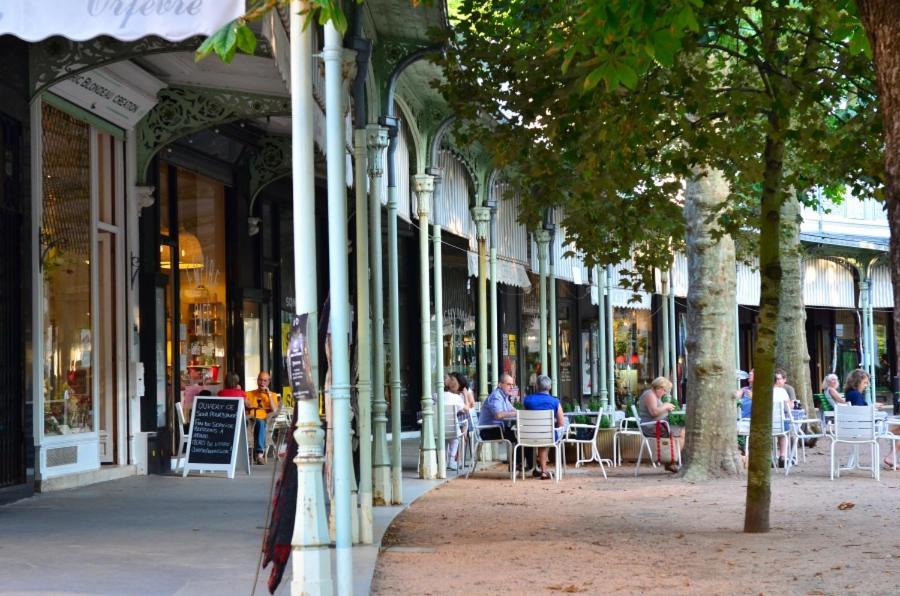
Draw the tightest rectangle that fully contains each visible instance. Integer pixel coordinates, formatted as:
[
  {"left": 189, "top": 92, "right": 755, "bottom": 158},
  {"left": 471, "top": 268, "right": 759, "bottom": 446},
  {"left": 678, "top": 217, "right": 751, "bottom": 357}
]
[
  {"left": 0, "top": 1, "right": 244, "bottom": 42},
  {"left": 467, "top": 252, "right": 532, "bottom": 289}
]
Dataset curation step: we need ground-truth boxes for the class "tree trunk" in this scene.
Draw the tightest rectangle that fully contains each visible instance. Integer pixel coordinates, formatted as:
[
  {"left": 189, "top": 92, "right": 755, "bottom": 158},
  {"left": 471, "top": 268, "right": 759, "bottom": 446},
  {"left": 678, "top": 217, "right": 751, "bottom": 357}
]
[
  {"left": 681, "top": 169, "right": 743, "bottom": 480},
  {"left": 858, "top": 0, "right": 900, "bottom": 406},
  {"left": 775, "top": 195, "right": 814, "bottom": 414},
  {"left": 744, "top": 127, "right": 786, "bottom": 534}
]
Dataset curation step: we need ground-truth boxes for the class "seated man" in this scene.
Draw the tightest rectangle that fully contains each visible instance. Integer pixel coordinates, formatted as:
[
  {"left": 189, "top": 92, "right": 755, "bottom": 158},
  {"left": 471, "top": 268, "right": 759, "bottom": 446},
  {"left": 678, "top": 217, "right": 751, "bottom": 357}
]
[
  {"left": 477, "top": 373, "right": 532, "bottom": 469},
  {"left": 245, "top": 371, "right": 279, "bottom": 465},
  {"left": 523, "top": 374, "right": 566, "bottom": 480}
]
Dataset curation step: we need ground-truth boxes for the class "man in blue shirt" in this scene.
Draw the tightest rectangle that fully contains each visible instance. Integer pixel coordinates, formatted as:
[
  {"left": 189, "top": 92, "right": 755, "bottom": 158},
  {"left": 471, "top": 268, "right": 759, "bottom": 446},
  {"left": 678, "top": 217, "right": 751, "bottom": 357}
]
[
  {"left": 478, "top": 373, "right": 534, "bottom": 470},
  {"left": 523, "top": 375, "right": 566, "bottom": 480},
  {"left": 478, "top": 373, "right": 518, "bottom": 436}
]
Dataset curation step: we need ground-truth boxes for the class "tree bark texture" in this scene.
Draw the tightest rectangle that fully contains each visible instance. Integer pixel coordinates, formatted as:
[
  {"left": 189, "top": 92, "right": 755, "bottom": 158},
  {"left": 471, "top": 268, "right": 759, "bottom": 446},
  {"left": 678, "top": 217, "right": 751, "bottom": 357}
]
[
  {"left": 858, "top": 1, "right": 900, "bottom": 397},
  {"left": 681, "top": 169, "right": 744, "bottom": 480},
  {"left": 744, "top": 128, "right": 786, "bottom": 534},
  {"left": 775, "top": 195, "right": 814, "bottom": 414}
]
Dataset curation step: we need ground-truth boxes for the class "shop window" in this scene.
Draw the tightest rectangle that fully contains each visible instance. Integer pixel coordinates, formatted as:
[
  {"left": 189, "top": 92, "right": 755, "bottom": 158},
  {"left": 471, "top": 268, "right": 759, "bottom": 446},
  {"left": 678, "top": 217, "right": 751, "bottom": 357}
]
[
  {"left": 41, "top": 103, "right": 93, "bottom": 436},
  {"left": 613, "top": 308, "right": 652, "bottom": 400},
  {"left": 159, "top": 166, "right": 227, "bottom": 396}
]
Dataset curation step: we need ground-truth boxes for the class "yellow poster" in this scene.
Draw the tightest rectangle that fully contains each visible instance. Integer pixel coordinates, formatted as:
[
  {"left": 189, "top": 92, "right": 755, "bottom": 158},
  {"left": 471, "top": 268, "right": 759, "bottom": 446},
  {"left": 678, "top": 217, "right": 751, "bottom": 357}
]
[
  {"left": 282, "top": 386, "right": 294, "bottom": 409},
  {"left": 281, "top": 322, "right": 291, "bottom": 356}
]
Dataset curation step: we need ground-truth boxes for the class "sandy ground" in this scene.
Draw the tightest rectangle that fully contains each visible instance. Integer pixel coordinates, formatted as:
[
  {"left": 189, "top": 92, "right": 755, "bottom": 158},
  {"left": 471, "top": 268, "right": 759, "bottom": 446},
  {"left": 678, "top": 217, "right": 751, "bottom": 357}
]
[{"left": 372, "top": 443, "right": 900, "bottom": 595}]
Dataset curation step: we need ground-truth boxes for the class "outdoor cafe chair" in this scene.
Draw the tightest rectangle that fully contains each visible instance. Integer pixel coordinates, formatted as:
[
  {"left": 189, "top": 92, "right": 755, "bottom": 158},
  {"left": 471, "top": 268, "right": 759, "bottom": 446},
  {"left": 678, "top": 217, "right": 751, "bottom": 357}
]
[
  {"left": 512, "top": 409, "right": 563, "bottom": 483},
  {"left": 562, "top": 411, "right": 610, "bottom": 479},
  {"left": 444, "top": 404, "right": 465, "bottom": 475},
  {"left": 613, "top": 406, "right": 656, "bottom": 476},
  {"left": 465, "top": 415, "right": 513, "bottom": 480},
  {"left": 878, "top": 419, "right": 900, "bottom": 471},
  {"left": 771, "top": 404, "right": 793, "bottom": 475},
  {"left": 830, "top": 404, "right": 879, "bottom": 481}
]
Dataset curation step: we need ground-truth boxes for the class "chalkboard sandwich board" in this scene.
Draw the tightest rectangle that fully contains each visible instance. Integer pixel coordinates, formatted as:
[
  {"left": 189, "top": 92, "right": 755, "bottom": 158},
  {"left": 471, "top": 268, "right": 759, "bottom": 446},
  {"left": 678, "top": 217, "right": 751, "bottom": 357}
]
[{"left": 182, "top": 397, "right": 250, "bottom": 478}]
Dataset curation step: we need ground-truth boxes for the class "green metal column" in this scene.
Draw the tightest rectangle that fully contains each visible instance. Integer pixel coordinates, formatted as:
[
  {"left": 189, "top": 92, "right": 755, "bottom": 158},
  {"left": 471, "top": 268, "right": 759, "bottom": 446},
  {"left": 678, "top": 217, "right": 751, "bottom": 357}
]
[
  {"left": 860, "top": 276, "right": 874, "bottom": 402},
  {"left": 323, "top": 22, "right": 353, "bottom": 592},
  {"left": 430, "top": 167, "right": 446, "bottom": 478},
  {"left": 606, "top": 265, "right": 615, "bottom": 400},
  {"left": 535, "top": 230, "right": 550, "bottom": 375},
  {"left": 597, "top": 267, "right": 608, "bottom": 403},
  {"left": 472, "top": 207, "right": 491, "bottom": 401},
  {"left": 661, "top": 272, "right": 670, "bottom": 380},
  {"left": 288, "top": 2, "right": 331, "bottom": 593},
  {"left": 352, "top": 128, "right": 373, "bottom": 543},
  {"left": 548, "top": 225, "right": 559, "bottom": 396},
  {"left": 489, "top": 202, "right": 499, "bottom": 391},
  {"left": 386, "top": 142, "right": 403, "bottom": 505},
  {"left": 413, "top": 174, "right": 437, "bottom": 479},
  {"left": 365, "top": 125, "right": 391, "bottom": 505},
  {"left": 669, "top": 271, "right": 679, "bottom": 403}
]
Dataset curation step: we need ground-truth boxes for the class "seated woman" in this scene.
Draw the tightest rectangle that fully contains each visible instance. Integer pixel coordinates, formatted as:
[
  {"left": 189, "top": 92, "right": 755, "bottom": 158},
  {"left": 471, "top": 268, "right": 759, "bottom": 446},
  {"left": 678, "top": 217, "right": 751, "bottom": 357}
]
[
  {"left": 821, "top": 373, "right": 845, "bottom": 406},
  {"left": 523, "top": 374, "right": 566, "bottom": 480},
  {"left": 443, "top": 372, "right": 471, "bottom": 471},
  {"left": 638, "top": 376, "right": 681, "bottom": 473},
  {"left": 843, "top": 368, "right": 870, "bottom": 406}
]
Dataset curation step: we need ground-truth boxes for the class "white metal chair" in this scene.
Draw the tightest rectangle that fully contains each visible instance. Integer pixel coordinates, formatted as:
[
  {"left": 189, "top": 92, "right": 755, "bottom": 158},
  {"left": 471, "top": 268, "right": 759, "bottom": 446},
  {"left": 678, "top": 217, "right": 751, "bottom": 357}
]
[
  {"left": 878, "top": 420, "right": 900, "bottom": 471},
  {"left": 562, "top": 413, "right": 610, "bottom": 479},
  {"left": 262, "top": 406, "right": 292, "bottom": 463},
  {"left": 174, "top": 401, "right": 189, "bottom": 472},
  {"left": 444, "top": 404, "right": 465, "bottom": 475},
  {"left": 513, "top": 410, "right": 563, "bottom": 483},
  {"left": 830, "top": 404, "right": 879, "bottom": 481},
  {"left": 465, "top": 413, "right": 513, "bottom": 479},
  {"left": 771, "top": 405, "right": 793, "bottom": 475},
  {"left": 634, "top": 404, "right": 682, "bottom": 472},
  {"left": 613, "top": 406, "right": 656, "bottom": 475}
]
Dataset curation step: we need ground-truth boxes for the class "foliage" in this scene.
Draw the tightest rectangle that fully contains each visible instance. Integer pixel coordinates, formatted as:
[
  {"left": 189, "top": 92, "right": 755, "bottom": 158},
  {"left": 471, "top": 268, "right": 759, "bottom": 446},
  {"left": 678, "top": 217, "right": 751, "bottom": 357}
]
[
  {"left": 196, "top": 0, "right": 434, "bottom": 63},
  {"left": 439, "top": 0, "right": 882, "bottom": 292}
]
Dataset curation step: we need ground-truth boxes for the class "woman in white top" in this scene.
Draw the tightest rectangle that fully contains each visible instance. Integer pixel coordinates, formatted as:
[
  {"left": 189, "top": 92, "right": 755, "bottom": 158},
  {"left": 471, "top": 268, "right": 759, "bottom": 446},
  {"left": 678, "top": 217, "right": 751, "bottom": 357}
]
[
  {"left": 821, "top": 373, "right": 845, "bottom": 406},
  {"left": 773, "top": 369, "right": 793, "bottom": 468},
  {"left": 443, "top": 373, "right": 471, "bottom": 471}
]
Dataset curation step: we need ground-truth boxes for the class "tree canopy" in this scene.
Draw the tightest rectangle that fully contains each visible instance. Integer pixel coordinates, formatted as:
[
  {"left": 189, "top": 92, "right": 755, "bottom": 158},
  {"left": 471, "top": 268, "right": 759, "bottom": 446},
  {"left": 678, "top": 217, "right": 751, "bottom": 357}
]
[{"left": 440, "top": 0, "right": 881, "bottom": 290}]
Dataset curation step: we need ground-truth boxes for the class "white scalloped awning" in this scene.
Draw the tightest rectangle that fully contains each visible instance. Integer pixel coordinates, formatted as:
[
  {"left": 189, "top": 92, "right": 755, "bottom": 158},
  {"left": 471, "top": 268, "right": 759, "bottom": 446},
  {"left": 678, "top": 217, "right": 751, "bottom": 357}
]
[
  {"left": 0, "top": 1, "right": 244, "bottom": 42},
  {"left": 467, "top": 252, "right": 531, "bottom": 289}
]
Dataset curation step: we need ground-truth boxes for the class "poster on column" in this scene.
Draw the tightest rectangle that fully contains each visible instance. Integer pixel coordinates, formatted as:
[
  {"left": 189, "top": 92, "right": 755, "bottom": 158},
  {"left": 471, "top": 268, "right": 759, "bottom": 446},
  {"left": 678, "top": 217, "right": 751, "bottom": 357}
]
[
  {"left": 183, "top": 397, "right": 250, "bottom": 479},
  {"left": 287, "top": 314, "right": 316, "bottom": 400}
]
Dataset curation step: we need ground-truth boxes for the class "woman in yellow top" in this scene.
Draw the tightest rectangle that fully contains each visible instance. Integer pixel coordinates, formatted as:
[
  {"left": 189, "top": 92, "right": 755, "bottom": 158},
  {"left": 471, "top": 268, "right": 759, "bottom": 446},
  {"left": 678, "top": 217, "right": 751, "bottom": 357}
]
[{"left": 245, "top": 371, "right": 279, "bottom": 464}]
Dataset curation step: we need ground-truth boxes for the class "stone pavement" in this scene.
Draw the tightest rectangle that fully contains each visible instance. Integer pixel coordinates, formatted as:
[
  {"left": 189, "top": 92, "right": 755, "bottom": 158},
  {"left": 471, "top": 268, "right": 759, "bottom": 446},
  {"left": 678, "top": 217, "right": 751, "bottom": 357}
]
[{"left": 0, "top": 436, "right": 438, "bottom": 596}]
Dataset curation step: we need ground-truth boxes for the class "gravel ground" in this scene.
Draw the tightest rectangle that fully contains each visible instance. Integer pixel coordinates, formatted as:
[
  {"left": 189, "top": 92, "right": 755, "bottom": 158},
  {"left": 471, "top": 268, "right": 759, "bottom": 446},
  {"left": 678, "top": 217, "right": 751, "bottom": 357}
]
[{"left": 373, "top": 443, "right": 900, "bottom": 595}]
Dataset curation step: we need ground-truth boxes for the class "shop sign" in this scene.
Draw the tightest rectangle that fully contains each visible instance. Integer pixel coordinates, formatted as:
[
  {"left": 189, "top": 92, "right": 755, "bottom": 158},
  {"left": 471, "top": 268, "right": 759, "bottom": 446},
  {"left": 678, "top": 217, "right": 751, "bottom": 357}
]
[
  {"left": 51, "top": 65, "right": 163, "bottom": 129},
  {"left": 286, "top": 314, "right": 316, "bottom": 400},
  {"left": 0, "top": 1, "right": 244, "bottom": 42},
  {"left": 182, "top": 397, "right": 250, "bottom": 479}
]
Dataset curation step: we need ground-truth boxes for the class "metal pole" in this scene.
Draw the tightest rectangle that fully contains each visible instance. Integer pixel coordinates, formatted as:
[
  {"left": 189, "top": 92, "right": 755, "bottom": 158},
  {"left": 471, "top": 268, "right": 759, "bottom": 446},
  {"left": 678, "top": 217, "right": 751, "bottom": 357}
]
[
  {"left": 414, "top": 174, "right": 437, "bottom": 479},
  {"left": 386, "top": 135, "right": 403, "bottom": 505},
  {"left": 323, "top": 21, "right": 353, "bottom": 594},
  {"left": 669, "top": 271, "right": 678, "bottom": 403},
  {"left": 735, "top": 301, "right": 741, "bottom": 391},
  {"left": 860, "top": 278, "right": 871, "bottom": 402},
  {"left": 430, "top": 167, "right": 446, "bottom": 478},
  {"left": 606, "top": 264, "right": 615, "bottom": 401},
  {"left": 472, "top": 207, "right": 491, "bottom": 401},
  {"left": 660, "top": 272, "right": 670, "bottom": 379},
  {"left": 597, "top": 267, "right": 608, "bottom": 403},
  {"left": 353, "top": 129, "right": 373, "bottom": 543},
  {"left": 548, "top": 226, "right": 559, "bottom": 397},
  {"left": 535, "top": 230, "right": 550, "bottom": 376},
  {"left": 366, "top": 126, "right": 391, "bottom": 505},
  {"left": 289, "top": 3, "right": 331, "bottom": 593},
  {"left": 489, "top": 202, "right": 499, "bottom": 391}
]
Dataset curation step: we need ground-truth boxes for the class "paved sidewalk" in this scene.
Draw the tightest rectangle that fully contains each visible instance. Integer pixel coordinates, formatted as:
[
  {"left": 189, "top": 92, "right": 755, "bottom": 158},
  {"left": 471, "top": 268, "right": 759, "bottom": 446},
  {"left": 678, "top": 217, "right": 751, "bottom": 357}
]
[{"left": 0, "top": 436, "right": 439, "bottom": 595}]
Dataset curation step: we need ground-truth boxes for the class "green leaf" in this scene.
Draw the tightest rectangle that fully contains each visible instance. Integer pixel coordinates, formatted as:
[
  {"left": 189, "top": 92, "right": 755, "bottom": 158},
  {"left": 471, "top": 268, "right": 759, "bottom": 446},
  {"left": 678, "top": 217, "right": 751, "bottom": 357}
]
[
  {"left": 673, "top": 6, "right": 700, "bottom": 33},
  {"left": 195, "top": 26, "right": 228, "bottom": 63},
  {"left": 235, "top": 24, "right": 257, "bottom": 55},
  {"left": 583, "top": 66, "right": 609, "bottom": 91},
  {"left": 848, "top": 27, "right": 872, "bottom": 59},
  {"left": 561, "top": 47, "right": 577, "bottom": 74},
  {"left": 618, "top": 63, "right": 638, "bottom": 89},
  {"left": 217, "top": 23, "right": 238, "bottom": 63}
]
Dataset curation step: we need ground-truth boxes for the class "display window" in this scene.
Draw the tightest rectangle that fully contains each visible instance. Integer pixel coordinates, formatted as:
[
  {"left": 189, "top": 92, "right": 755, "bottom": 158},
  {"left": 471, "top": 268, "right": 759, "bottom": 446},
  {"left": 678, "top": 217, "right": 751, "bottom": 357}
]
[
  {"left": 158, "top": 163, "right": 227, "bottom": 421},
  {"left": 40, "top": 101, "right": 124, "bottom": 460},
  {"left": 613, "top": 308, "right": 653, "bottom": 400}
]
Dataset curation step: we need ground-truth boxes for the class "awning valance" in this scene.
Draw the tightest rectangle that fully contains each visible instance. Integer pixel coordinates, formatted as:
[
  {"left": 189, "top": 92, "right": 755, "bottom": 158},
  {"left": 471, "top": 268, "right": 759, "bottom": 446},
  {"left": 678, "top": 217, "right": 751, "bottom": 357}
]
[
  {"left": 467, "top": 252, "right": 532, "bottom": 289},
  {"left": 0, "top": 1, "right": 243, "bottom": 42}
]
